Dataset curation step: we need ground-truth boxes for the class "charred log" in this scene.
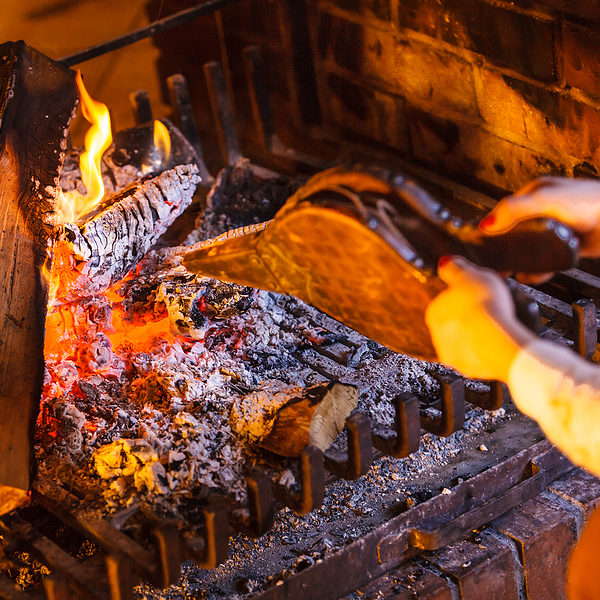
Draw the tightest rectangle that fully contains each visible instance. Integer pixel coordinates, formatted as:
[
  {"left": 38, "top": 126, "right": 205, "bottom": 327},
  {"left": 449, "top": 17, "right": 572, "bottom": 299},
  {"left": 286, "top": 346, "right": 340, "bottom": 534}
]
[
  {"left": 52, "top": 164, "right": 201, "bottom": 300},
  {"left": 231, "top": 381, "right": 358, "bottom": 457},
  {"left": 0, "top": 42, "right": 78, "bottom": 514},
  {"left": 60, "top": 118, "right": 198, "bottom": 197}
]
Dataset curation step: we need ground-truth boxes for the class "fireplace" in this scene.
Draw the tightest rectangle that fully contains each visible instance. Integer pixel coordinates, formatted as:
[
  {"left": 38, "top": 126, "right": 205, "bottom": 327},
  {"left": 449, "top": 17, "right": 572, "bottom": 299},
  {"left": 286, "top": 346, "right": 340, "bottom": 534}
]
[{"left": 2, "top": 1, "right": 600, "bottom": 599}]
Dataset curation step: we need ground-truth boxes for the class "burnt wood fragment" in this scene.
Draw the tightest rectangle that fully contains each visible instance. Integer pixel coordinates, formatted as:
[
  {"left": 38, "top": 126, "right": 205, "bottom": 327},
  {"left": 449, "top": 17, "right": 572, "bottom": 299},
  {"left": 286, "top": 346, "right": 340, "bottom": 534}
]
[{"left": 0, "top": 41, "right": 77, "bottom": 515}]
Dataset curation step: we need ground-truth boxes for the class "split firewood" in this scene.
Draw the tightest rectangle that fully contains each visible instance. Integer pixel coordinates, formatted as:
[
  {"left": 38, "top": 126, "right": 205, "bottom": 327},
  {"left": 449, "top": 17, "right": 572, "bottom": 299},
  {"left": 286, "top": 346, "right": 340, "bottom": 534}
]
[
  {"left": 230, "top": 381, "right": 359, "bottom": 457},
  {"left": 0, "top": 41, "right": 78, "bottom": 514},
  {"left": 60, "top": 118, "right": 198, "bottom": 197},
  {"left": 51, "top": 164, "right": 201, "bottom": 300}
]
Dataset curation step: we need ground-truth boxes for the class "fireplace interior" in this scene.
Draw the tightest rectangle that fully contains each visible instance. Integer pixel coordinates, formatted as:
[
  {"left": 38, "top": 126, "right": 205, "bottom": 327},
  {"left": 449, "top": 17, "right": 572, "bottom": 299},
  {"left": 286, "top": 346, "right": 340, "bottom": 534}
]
[{"left": 2, "top": 1, "right": 600, "bottom": 599}]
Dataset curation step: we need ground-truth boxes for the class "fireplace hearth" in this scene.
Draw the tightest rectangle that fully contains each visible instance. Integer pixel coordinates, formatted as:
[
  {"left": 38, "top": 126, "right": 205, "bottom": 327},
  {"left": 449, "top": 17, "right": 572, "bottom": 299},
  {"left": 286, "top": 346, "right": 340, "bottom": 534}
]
[{"left": 2, "top": 2, "right": 600, "bottom": 599}]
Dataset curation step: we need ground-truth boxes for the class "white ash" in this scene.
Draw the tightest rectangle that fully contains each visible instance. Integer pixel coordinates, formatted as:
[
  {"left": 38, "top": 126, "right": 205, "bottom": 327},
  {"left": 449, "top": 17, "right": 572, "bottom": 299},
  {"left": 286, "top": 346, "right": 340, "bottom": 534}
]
[
  {"left": 135, "top": 405, "right": 510, "bottom": 599},
  {"left": 39, "top": 160, "right": 509, "bottom": 569}
]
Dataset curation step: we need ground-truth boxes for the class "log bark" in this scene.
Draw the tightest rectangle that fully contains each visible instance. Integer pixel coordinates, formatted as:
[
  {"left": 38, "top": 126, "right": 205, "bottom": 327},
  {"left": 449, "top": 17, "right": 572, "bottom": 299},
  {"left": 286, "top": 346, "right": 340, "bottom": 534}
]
[
  {"left": 0, "top": 42, "right": 78, "bottom": 514},
  {"left": 230, "top": 381, "right": 358, "bottom": 457},
  {"left": 52, "top": 164, "right": 201, "bottom": 300}
]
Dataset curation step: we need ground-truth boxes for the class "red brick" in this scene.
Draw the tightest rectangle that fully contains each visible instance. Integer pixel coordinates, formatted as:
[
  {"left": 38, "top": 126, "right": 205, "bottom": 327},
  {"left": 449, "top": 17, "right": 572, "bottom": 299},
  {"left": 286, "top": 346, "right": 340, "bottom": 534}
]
[
  {"left": 321, "top": 72, "right": 410, "bottom": 151},
  {"left": 563, "top": 21, "right": 600, "bottom": 99},
  {"left": 313, "top": 12, "right": 478, "bottom": 119},
  {"left": 395, "top": 0, "right": 557, "bottom": 82},
  {"left": 423, "top": 530, "right": 520, "bottom": 600},
  {"left": 549, "top": 468, "right": 600, "bottom": 514},
  {"left": 476, "top": 69, "right": 600, "bottom": 164},
  {"left": 391, "top": 38, "right": 478, "bottom": 119},
  {"left": 493, "top": 495, "right": 578, "bottom": 600},
  {"left": 316, "top": 11, "right": 365, "bottom": 72},
  {"left": 536, "top": 0, "right": 600, "bottom": 22},
  {"left": 407, "top": 107, "right": 568, "bottom": 191},
  {"left": 328, "top": 0, "right": 391, "bottom": 22},
  {"left": 350, "top": 562, "right": 454, "bottom": 599}
]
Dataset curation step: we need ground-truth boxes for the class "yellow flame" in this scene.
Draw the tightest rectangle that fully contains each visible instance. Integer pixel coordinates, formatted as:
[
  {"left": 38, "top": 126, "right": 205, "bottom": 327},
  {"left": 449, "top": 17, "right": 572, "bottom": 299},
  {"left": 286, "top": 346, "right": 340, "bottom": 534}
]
[
  {"left": 55, "top": 71, "right": 113, "bottom": 225},
  {"left": 153, "top": 119, "right": 171, "bottom": 164}
]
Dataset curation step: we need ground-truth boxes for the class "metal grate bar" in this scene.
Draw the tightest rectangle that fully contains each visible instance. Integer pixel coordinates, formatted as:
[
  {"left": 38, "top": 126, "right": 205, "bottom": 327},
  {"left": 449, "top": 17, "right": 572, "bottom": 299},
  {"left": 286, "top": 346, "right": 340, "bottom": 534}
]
[{"left": 59, "top": 0, "right": 246, "bottom": 67}]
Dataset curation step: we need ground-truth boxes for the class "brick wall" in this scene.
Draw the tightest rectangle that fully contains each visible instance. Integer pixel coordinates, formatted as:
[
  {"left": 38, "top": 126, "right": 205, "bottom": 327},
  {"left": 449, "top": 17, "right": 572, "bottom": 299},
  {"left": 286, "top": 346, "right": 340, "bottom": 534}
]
[{"left": 303, "top": 0, "right": 600, "bottom": 191}]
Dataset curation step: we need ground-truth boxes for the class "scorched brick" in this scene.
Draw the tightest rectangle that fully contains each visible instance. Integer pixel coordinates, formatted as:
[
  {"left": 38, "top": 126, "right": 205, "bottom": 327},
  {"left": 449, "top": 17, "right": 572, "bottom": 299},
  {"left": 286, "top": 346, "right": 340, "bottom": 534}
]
[
  {"left": 562, "top": 21, "right": 600, "bottom": 100},
  {"left": 536, "top": 0, "right": 600, "bottom": 22},
  {"left": 406, "top": 106, "right": 568, "bottom": 190},
  {"left": 394, "top": 0, "right": 557, "bottom": 82},
  {"left": 492, "top": 495, "right": 578, "bottom": 600},
  {"left": 327, "top": 0, "right": 391, "bottom": 22},
  {"left": 321, "top": 72, "right": 410, "bottom": 152},
  {"left": 423, "top": 530, "right": 521, "bottom": 600}
]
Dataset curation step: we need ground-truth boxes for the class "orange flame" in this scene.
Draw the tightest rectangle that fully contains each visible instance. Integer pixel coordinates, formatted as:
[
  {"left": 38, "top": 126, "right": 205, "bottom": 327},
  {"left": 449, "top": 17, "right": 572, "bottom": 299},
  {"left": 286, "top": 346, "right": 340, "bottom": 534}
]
[
  {"left": 153, "top": 119, "right": 171, "bottom": 164},
  {"left": 41, "top": 258, "right": 59, "bottom": 309},
  {"left": 55, "top": 71, "right": 113, "bottom": 225}
]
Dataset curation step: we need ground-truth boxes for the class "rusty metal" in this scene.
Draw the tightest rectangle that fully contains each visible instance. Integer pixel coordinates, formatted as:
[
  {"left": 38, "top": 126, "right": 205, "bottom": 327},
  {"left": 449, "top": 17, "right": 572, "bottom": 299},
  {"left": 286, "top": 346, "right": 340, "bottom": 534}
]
[
  {"left": 243, "top": 470, "right": 274, "bottom": 537},
  {"left": 323, "top": 412, "right": 372, "bottom": 479},
  {"left": 105, "top": 554, "right": 135, "bottom": 600},
  {"left": 241, "top": 47, "right": 331, "bottom": 170},
  {"left": 243, "top": 46, "right": 277, "bottom": 153},
  {"left": 153, "top": 527, "right": 182, "bottom": 588},
  {"left": 129, "top": 90, "right": 153, "bottom": 125},
  {"left": 59, "top": 0, "right": 246, "bottom": 67},
  {"left": 421, "top": 375, "right": 465, "bottom": 437},
  {"left": 372, "top": 393, "right": 421, "bottom": 459},
  {"left": 166, "top": 74, "right": 212, "bottom": 184},
  {"left": 32, "top": 484, "right": 156, "bottom": 579},
  {"left": 204, "top": 61, "right": 242, "bottom": 166},
  {"left": 466, "top": 380, "right": 508, "bottom": 411},
  {"left": 41, "top": 575, "right": 69, "bottom": 600},
  {"left": 573, "top": 298, "right": 597, "bottom": 358},
  {"left": 254, "top": 441, "right": 574, "bottom": 600},
  {"left": 514, "top": 280, "right": 599, "bottom": 358},
  {"left": 272, "top": 446, "right": 325, "bottom": 516},
  {"left": 186, "top": 505, "right": 229, "bottom": 569}
]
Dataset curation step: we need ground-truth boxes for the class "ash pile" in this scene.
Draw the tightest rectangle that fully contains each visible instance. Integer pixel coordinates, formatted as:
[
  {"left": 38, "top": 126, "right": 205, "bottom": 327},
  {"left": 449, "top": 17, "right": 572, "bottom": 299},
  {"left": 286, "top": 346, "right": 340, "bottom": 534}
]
[{"left": 39, "top": 159, "right": 508, "bottom": 596}]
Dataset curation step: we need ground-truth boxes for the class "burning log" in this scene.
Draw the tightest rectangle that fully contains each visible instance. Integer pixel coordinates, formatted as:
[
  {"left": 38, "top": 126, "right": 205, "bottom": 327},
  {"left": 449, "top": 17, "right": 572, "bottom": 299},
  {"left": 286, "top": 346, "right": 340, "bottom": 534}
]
[
  {"left": 60, "top": 118, "right": 198, "bottom": 198},
  {"left": 230, "top": 381, "right": 359, "bottom": 457},
  {"left": 0, "top": 42, "right": 78, "bottom": 514},
  {"left": 51, "top": 164, "right": 201, "bottom": 300}
]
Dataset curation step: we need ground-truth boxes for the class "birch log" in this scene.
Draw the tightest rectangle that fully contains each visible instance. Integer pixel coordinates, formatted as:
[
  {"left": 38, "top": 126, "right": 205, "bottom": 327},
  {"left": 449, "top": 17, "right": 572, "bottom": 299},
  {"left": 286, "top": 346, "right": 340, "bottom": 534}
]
[
  {"left": 0, "top": 42, "right": 78, "bottom": 514},
  {"left": 230, "top": 381, "right": 359, "bottom": 457}
]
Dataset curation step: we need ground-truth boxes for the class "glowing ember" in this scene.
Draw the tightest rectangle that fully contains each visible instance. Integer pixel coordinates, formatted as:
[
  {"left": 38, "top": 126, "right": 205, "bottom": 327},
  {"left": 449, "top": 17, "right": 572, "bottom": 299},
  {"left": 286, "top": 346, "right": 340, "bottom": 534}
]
[{"left": 54, "top": 71, "right": 113, "bottom": 225}]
